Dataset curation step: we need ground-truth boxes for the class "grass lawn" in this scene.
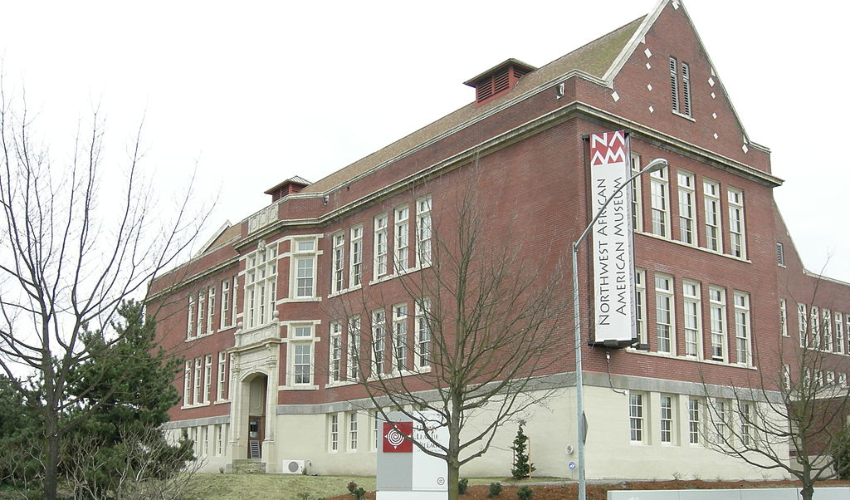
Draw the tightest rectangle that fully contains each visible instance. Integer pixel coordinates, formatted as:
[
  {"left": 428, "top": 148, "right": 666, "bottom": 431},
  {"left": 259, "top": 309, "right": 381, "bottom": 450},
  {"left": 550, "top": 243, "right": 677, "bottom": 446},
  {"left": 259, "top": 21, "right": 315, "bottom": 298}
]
[{"left": 182, "top": 474, "right": 377, "bottom": 500}]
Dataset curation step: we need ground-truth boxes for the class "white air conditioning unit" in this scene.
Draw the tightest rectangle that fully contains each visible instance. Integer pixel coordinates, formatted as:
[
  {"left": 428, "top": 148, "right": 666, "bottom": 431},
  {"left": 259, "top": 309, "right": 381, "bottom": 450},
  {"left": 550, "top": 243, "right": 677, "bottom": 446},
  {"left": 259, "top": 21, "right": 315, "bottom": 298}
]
[{"left": 282, "top": 459, "right": 311, "bottom": 475}]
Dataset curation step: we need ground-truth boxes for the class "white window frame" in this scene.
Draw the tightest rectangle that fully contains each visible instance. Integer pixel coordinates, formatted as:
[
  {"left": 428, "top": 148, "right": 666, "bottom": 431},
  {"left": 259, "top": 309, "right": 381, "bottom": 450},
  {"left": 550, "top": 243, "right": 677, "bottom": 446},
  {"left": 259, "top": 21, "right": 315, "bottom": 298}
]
[
  {"left": 348, "top": 316, "right": 361, "bottom": 382},
  {"left": 245, "top": 243, "right": 278, "bottom": 328},
  {"left": 203, "top": 354, "right": 213, "bottom": 403},
  {"left": 220, "top": 279, "right": 231, "bottom": 329},
  {"left": 329, "top": 321, "right": 342, "bottom": 384},
  {"left": 629, "top": 392, "right": 645, "bottom": 443},
  {"left": 348, "top": 412, "right": 359, "bottom": 452},
  {"left": 372, "top": 310, "right": 386, "bottom": 377},
  {"left": 677, "top": 170, "right": 696, "bottom": 245},
  {"left": 329, "top": 414, "right": 339, "bottom": 452},
  {"left": 780, "top": 299, "right": 788, "bottom": 337},
  {"left": 650, "top": 167, "right": 670, "bottom": 238},
  {"left": 836, "top": 312, "right": 844, "bottom": 354},
  {"left": 631, "top": 154, "right": 644, "bottom": 232},
  {"left": 709, "top": 287, "right": 727, "bottom": 361},
  {"left": 704, "top": 180, "right": 722, "bottom": 253},
  {"left": 193, "top": 357, "right": 202, "bottom": 405},
  {"left": 683, "top": 280, "right": 702, "bottom": 358},
  {"left": 688, "top": 398, "right": 701, "bottom": 445},
  {"left": 660, "top": 395, "right": 675, "bottom": 444},
  {"left": 183, "top": 361, "right": 192, "bottom": 405},
  {"left": 293, "top": 238, "right": 317, "bottom": 299},
  {"left": 681, "top": 61, "right": 692, "bottom": 117},
  {"left": 734, "top": 292, "right": 751, "bottom": 366},
  {"left": 374, "top": 214, "right": 389, "bottom": 280},
  {"left": 332, "top": 232, "right": 345, "bottom": 294},
  {"left": 739, "top": 402, "right": 752, "bottom": 447},
  {"left": 187, "top": 295, "right": 195, "bottom": 339},
  {"left": 392, "top": 303, "right": 408, "bottom": 372},
  {"left": 394, "top": 205, "right": 410, "bottom": 272},
  {"left": 197, "top": 290, "right": 206, "bottom": 336},
  {"left": 824, "top": 309, "right": 834, "bottom": 352},
  {"left": 635, "top": 269, "right": 647, "bottom": 345},
  {"left": 416, "top": 196, "right": 432, "bottom": 267},
  {"left": 776, "top": 242, "right": 785, "bottom": 267},
  {"left": 714, "top": 399, "right": 732, "bottom": 443},
  {"left": 289, "top": 324, "right": 315, "bottom": 386},
  {"left": 350, "top": 225, "right": 363, "bottom": 288},
  {"left": 206, "top": 286, "right": 216, "bottom": 334},
  {"left": 217, "top": 351, "right": 228, "bottom": 401},
  {"left": 415, "top": 298, "right": 431, "bottom": 369},
  {"left": 799, "top": 303, "right": 808, "bottom": 348},
  {"left": 728, "top": 188, "right": 746, "bottom": 258},
  {"left": 655, "top": 274, "right": 675, "bottom": 354},
  {"left": 811, "top": 306, "right": 820, "bottom": 349}
]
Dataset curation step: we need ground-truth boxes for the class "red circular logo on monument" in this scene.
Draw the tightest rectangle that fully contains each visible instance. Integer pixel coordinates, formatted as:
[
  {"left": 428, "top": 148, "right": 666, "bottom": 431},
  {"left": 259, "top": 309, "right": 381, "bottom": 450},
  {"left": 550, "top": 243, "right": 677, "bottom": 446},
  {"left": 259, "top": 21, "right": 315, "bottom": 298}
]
[{"left": 383, "top": 421, "right": 413, "bottom": 453}]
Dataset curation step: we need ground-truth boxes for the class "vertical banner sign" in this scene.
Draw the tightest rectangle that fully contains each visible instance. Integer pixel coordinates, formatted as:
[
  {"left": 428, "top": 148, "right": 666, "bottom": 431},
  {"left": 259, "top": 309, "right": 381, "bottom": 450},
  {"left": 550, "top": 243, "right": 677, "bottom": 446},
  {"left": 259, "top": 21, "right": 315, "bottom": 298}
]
[{"left": 588, "top": 131, "right": 636, "bottom": 345}]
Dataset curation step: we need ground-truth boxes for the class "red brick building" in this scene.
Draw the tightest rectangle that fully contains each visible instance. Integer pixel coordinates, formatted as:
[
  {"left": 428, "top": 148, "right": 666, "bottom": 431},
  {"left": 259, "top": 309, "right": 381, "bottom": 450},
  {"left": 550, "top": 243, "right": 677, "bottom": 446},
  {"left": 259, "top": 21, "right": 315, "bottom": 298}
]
[{"left": 147, "top": 0, "right": 849, "bottom": 478}]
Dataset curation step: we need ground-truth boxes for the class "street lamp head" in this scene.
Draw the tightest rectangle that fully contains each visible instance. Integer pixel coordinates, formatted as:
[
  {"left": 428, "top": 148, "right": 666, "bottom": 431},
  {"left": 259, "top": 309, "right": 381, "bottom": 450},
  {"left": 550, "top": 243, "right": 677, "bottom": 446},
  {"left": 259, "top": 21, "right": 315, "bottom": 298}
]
[{"left": 643, "top": 158, "right": 668, "bottom": 174}]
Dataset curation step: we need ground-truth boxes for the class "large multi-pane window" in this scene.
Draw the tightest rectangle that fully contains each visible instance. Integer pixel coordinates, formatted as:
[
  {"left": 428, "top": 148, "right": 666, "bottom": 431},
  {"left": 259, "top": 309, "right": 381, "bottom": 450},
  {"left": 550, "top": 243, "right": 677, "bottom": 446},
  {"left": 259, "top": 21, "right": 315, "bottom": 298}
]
[
  {"left": 393, "top": 304, "right": 408, "bottom": 372},
  {"left": 798, "top": 304, "right": 808, "bottom": 348},
  {"left": 394, "top": 206, "right": 409, "bottom": 272},
  {"left": 709, "top": 287, "right": 726, "bottom": 361},
  {"left": 246, "top": 243, "right": 277, "bottom": 328},
  {"left": 650, "top": 168, "right": 670, "bottom": 237},
  {"left": 291, "top": 325, "right": 313, "bottom": 385},
  {"left": 728, "top": 188, "right": 746, "bottom": 258},
  {"left": 415, "top": 299, "right": 431, "bottom": 369},
  {"left": 348, "top": 317, "right": 361, "bottom": 381},
  {"left": 683, "top": 281, "right": 701, "bottom": 358},
  {"left": 220, "top": 279, "right": 231, "bottom": 329},
  {"left": 824, "top": 309, "right": 834, "bottom": 352},
  {"left": 349, "top": 412, "right": 359, "bottom": 451},
  {"left": 704, "top": 180, "right": 722, "bottom": 252},
  {"left": 655, "top": 274, "right": 674, "bottom": 354},
  {"left": 635, "top": 269, "right": 647, "bottom": 344},
  {"left": 629, "top": 393, "right": 644, "bottom": 443},
  {"left": 836, "top": 313, "right": 845, "bottom": 354},
  {"left": 677, "top": 171, "right": 696, "bottom": 245},
  {"left": 197, "top": 290, "right": 206, "bottom": 336},
  {"left": 739, "top": 403, "right": 752, "bottom": 447},
  {"left": 350, "top": 226, "right": 363, "bottom": 287},
  {"left": 416, "top": 197, "right": 433, "bottom": 267},
  {"left": 372, "top": 310, "right": 386, "bottom": 376},
  {"left": 374, "top": 215, "right": 389, "bottom": 279},
  {"left": 193, "top": 357, "right": 202, "bottom": 405},
  {"left": 206, "top": 286, "right": 216, "bottom": 334},
  {"left": 332, "top": 232, "right": 345, "bottom": 294},
  {"left": 734, "top": 292, "right": 752, "bottom": 366},
  {"left": 183, "top": 361, "right": 192, "bottom": 405},
  {"left": 630, "top": 154, "right": 644, "bottom": 232},
  {"left": 714, "top": 399, "right": 731, "bottom": 443},
  {"left": 330, "top": 322, "right": 342, "bottom": 383},
  {"left": 187, "top": 296, "right": 195, "bottom": 339},
  {"left": 294, "top": 239, "right": 317, "bottom": 298},
  {"left": 811, "top": 306, "right": 820, "bottom": 349},
  {"left": 329, "top": 414, "right": 339, "bottom": 452},
  {"left": 688, "top": 398, "right": 701, "bottom": 445},
  {"left": 204, "top": 354, "right": 213, "bottom": 403},
  {"left": 217, "top": 351, "right": 228, "bottom": 400},
  {"left": 780, "top": 299, "right": 788, "bottom": 337},
  {"left": 660, "top": 395, "right": 674, "bottom": 444},
  {"left": 230, "top": 277, "right": 238, "bottom": 326}
]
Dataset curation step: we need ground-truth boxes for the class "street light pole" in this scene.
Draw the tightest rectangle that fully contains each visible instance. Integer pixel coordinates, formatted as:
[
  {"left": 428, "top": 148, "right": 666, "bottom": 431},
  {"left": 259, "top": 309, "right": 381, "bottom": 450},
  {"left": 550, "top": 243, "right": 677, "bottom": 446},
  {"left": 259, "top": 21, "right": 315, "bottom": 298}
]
[{"left": 572, "top": 157, "right": 668, "bottom": 500}]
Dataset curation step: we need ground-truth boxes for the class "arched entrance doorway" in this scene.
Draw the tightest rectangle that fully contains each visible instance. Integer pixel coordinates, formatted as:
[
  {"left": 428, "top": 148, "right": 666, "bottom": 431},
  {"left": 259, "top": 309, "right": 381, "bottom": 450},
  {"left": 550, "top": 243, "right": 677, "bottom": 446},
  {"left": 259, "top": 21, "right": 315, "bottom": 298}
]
[{"left": 244, "top": 373, "right": 267, "bottom": 459}]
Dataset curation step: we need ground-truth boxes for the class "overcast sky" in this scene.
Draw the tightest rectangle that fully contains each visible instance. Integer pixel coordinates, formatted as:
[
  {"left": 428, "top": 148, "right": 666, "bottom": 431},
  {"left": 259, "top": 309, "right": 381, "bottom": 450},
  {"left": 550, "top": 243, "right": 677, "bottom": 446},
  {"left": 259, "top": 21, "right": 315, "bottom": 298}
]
[{"left": 1, "top": 1, "right": 847, "bottom": 281}]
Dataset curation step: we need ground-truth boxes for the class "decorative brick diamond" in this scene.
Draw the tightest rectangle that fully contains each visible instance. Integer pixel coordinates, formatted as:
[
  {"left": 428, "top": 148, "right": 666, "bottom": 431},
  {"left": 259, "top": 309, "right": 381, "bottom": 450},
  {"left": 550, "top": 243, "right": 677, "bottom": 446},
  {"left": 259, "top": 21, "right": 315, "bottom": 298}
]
[
  {"left": 647, "top": 84, "right": 653, "bottom": 91},
  {"left": 649, "top": 106, "right": 654, "bottom": 113},
  {"left": 612, "top": 91, "right": 620, "bottom": 102},
  {"left": 712, "top": 112, "right": 717, "bottom": 119},
  {"left": 708, "top": 77, "right": 715, "bottom": 87},
  {"left": 742, "top": 144, "right": 749, "bottom": 153},
  {"left": 645, "top": 48, "right": 652, "bottom": 58}
]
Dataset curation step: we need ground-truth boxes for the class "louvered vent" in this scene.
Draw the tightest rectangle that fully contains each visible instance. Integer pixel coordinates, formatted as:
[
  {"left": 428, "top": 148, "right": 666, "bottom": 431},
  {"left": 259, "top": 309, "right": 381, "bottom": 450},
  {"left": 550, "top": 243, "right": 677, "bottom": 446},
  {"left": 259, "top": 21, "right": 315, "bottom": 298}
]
[{"left": 464, "top": 59, "right": 537, "bottom": 107}]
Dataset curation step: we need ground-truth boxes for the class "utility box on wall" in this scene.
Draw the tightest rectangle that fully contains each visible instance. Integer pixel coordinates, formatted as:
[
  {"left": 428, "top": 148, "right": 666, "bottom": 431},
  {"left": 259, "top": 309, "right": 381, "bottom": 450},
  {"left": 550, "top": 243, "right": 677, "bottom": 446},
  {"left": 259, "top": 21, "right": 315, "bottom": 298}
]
[{"left": 376, "top": 411, "right": 448, "bottom": 500}]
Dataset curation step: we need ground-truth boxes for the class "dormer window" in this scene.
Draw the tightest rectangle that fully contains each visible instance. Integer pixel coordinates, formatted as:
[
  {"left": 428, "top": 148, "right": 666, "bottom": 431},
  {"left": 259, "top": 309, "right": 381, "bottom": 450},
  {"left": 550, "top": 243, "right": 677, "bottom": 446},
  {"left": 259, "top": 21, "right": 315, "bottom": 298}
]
[{"left": 464, "top": 59, "right": 536, "bottom": 107}]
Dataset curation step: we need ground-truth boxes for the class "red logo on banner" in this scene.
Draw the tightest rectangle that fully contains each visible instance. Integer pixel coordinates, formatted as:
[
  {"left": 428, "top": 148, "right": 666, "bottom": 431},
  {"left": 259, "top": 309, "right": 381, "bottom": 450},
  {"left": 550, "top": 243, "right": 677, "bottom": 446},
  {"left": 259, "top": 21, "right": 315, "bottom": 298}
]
[
  {"left": 383, "top": 421, "right": 413, "bottom": 452},
  {"left": 589, "top": 131, "right": 626, "bottom": 166}
]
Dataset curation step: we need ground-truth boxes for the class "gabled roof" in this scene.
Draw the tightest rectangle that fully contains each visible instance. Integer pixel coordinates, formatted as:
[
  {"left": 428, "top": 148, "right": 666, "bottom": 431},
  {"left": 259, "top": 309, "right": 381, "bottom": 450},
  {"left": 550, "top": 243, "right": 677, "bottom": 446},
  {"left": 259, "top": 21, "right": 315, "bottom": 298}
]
[{"left": 301, "top": 15, "right": 646, "bottom": 195}]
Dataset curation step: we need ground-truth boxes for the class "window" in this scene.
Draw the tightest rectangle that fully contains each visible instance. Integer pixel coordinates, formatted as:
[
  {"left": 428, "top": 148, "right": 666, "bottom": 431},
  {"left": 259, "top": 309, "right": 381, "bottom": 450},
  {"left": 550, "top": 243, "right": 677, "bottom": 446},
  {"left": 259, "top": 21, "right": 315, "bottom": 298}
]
[
  {"left": 655, "top": 274, "right": 674, "bottom": 354},
  {"left": 713, "top": 400, "right": 731, "bottom": 443},
  {"left": 840, "top": 373, "right": 848, "bottom": 388},
  {"left": 811, "top": 306, "right": 820, "bottom": 349},
  {"left": 836, "top": 313, "right": 844, "bottom": 354},
  {"left": 374, "top": 214, "right": 388, "bottom": 279},
  {"left": 349, "top": 412, "right": 359, "bottom": 451},
  {"left": 350, "top": 226, "right": 363, "bottom": 287},
  {"left": 294, "top": 239, "right": 317, "bottom": 298},
  {"left": 221, "top": 279, "right": 231, "bottom": 329},
  {"left": 372, "top": 310, "right": 386, "bottom": 376},
  {"left": 415, "top": 299, "right": 431, "bottom": 369},
  {"left": 217, "top": 351, "right": 228, "bottom": 400},
  {"left": 683, "top": 281, "right": 702, "bottom": 358},
  {"left": 394, "top": 206, "right": 409, "bottom": 272},
  {"left": 660, "top": 395, "right": 674, "bottom": 444},
  {"left": 677, "top": 171, "right": 696, "bottom": 245},
  {"left": 630, "top": 154, "right": 644, "bottom": 232},
  {"left": 246, "top": 243, "right": 277, "bottom": 328},
  {"left": 204, "top": 354, "right": 213, "bottom": 403},
  {"left": 291, "top": 325, "right": 314, "bottom": 385},
  {"left": 629, "top": 393, "right": 644, "bottom": 443},
  {"left": 206, "top": 286, "right": 216, "bottom": 334},
  {"left": 348, "top": 317, "right": 361, "bottom": 381},
  {"left": 783, "top": 364, "right": 791, "bottom": 391},
  {"left": 798, "top": 304, "right": 808, "bottom": 348},
  {"left": 216, "top": 424, "right": 228, "bottom": 456},
  {"left": 332, "top": 232, "right": 345, "bottom": 293},
  {"left": 231, "top": 277, "right": 238, "bottom": 327},
  {"left": 650, "top": 167, "right": 670, "bottom": 237},
  {"left": 728, "top": 189, "right": 746, "bottom": 258},
  {"left": 681, "top": 62, "right": 692, "bottom": 117},
  {"left": 827, "top": 371, "right": 836, "bottom": 386},
  {"left": 416, "top": 197, "right": 432, "bottom": 266},
  {"left": 780, "top": 299, "right": 788, "bottom": 337},
  {"left": 734, "top": 292, "right": 751, "bottom": 366},
  {"left": 193, "top": 357, "right": 202, "bottom": 405},
  {"left": 776, "top": 243, "right": 785, "bottom": 266},
  {"left": 393, "top": 304, "right": 408, "bottom": 372},
  {"left": 372, "top": 410, "right": 381, "bottom": 450},
  {"left": 704, "top": 180, "right": 722, "bottom": 252},
  {"left": 187, "top": 295, "right": 195, "bottom": 339},
  {"left": 330, "top": 322, "right": 342, "bottom": 383},
  {"left": 688, "top": 398, "right": 701, "bottom": 445},
  {"left": 197, "top": 290, "right": 205, "bottom": 336},
  {"left": 635, "top": 269, "right": 647, "bottom": 345},
  {"left": 709, "top": 287, "right": 726, "bottom": 361},
  {"left": 669, "top": 57, "right": 679, "bottom": 112},
  {"left": 824, "top": 309, "right": 834, "bottom": 352},
  {"left": 183, "top": 361, "right": 192, "bottom": 405},
  {"left": 330, "top": 414, "right": 339, "bottom": 452},
  {"left": 739, "top": 403, "right": 752, "bottom": 447}
]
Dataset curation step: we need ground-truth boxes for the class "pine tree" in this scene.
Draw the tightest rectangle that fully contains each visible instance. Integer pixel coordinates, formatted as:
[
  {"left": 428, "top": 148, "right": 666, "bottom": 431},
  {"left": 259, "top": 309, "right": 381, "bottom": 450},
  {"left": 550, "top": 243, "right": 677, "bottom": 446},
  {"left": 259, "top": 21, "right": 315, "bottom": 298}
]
[{"left": 511, "top": 421, "right": 535, "bottom": 479}]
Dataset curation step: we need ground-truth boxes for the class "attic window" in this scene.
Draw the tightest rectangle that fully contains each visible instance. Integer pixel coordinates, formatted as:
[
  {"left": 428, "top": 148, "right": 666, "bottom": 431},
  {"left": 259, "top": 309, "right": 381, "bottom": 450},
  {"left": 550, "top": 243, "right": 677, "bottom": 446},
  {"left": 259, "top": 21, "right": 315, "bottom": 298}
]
[{"left": 464, "top": 59, "right": 536, "bottom": 107}]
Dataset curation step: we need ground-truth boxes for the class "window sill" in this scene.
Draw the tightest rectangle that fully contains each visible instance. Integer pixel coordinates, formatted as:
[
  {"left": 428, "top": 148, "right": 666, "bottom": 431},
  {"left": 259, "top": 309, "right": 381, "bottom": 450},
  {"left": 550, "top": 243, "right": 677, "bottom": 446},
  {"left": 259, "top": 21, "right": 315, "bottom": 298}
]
[
  {"left": 369, "top": 262, "right": 432, "bottom": 287},
  {"left": 325, "top": 380, "right": 358, "bottom": 389},
  {"left": 278, "top": 296, "right": 321, "bottom": 304},
  {"left": 625, "top": 348, "right": 757, "bottom": 370},
  {"left": 636, "top": 231, "right": 751, "bottom": 264},
  {"left": 213, "top": 399, "right": 231, "bottom": 405},
  {"left": 280, "top": 384, "right": 319, "bottom": 391},
  {"left": 180, "top": 402, "right": 212, "bottom": 410}
]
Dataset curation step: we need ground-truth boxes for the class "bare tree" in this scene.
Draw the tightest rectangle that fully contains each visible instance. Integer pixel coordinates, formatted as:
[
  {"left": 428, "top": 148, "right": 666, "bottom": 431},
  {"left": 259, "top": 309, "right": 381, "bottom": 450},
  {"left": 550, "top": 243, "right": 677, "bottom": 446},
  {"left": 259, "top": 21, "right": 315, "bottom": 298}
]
[
  {"left": 333, "top": 175, "right": 569, "bottom": 500},
  {"left": 702, "top": 285, "right": 850, "bottom": 500},
  {"left": 0, "top": 88, "right": 208, "bottom": 500}
]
